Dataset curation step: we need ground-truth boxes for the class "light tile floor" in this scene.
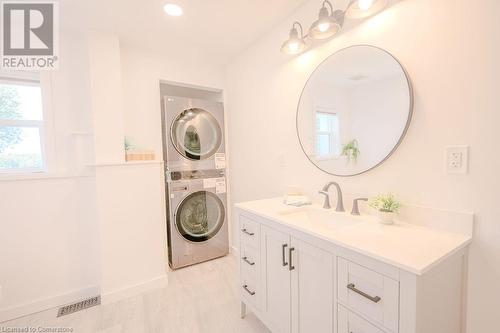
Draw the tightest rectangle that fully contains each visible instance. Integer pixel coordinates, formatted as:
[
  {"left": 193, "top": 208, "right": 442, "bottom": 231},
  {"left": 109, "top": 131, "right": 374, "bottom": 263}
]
[{"left": 2, "top": 255, "right": 269, "bottom": 333}]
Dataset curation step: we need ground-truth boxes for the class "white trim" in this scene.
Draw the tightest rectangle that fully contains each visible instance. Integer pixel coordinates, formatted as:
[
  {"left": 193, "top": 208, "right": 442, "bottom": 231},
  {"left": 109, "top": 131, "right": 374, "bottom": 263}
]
[
  {"left": 159, "top": 79, "right": 223, "bottom": 93},
  {"left": 0, "top": 285, "right": 100, "bottom": 323},
  {"left": 0, "top": 172, "right": 94, "bottom": 182},
  {"left": 89, "top": 160, "right": 163, "bottom": 167},
  {"left": 0, "top": 119, "right": 43, "bottom": 127},
  {"left": 101, "top": 275, "right": 168, "bottom": 305},
  {"left": 0, "top": 70, "right": 39, "bottom": 81},
  {"left": 40, "top": 72, "right": 56, "bottom": 173},
  {"left": 0, "top": 78, "right": 39, "bottom": 86}
]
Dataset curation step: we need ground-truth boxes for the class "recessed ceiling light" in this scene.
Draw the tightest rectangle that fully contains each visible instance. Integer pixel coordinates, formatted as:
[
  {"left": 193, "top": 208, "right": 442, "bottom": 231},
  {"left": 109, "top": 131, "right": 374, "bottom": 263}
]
[{"left": 163, "top": 3, "right": 183, "bottom": 17}]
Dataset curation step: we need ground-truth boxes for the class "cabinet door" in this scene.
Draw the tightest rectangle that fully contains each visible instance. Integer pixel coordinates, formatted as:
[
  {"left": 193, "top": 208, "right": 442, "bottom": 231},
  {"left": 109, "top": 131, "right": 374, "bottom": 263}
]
[
  {"left": 291, "top": 238, "right": 334, "bottom": 333},
  {"left": 261, "top": 225, "right": 291, "bottom": 333}
]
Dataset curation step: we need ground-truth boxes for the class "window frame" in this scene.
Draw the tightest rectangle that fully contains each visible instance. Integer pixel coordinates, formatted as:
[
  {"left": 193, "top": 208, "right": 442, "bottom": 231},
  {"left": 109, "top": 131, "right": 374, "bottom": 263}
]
[
  {"left": 314, "top": 108, "right": 341, "bottom": 160},
  {"left": 0, "top": 72, "right": 53, "bottom": 175}
]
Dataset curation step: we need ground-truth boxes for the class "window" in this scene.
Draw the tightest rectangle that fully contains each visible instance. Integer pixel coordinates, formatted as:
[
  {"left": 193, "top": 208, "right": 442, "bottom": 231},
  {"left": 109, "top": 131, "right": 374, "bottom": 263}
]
[
  {"left": 315, "top": 111, "right": 340, "bottom": 158},
  {"left": 0, "top": 76, "right": 46, "bottom": 173}
]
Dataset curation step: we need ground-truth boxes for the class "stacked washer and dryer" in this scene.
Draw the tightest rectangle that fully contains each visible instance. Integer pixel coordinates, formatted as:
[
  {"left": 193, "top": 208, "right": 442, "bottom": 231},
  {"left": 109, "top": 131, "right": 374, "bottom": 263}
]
[{"left": 162, "top": 96, "right": 229, "bottom": 269}]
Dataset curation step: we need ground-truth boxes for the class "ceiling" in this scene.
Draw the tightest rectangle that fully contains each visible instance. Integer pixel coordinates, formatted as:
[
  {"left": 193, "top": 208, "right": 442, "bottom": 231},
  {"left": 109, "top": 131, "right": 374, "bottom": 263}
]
[{"left": 61, "top": 0, "right": 308, "bottom": 65}]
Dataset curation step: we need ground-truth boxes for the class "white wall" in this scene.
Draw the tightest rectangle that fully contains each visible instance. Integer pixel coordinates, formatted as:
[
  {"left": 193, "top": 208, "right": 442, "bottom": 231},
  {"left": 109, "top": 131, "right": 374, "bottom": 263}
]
[
  {"left": 225, "top": 0, "right": 500, "bottom": 331},
  {"left": 94, "top": 163, "right": 167, "bottom": 302},
  {"left": 88, "top": 33, "right": 125, "bottom": 164},
  {"left": 120, "top": 45, "right": 225, "bottom": 158},
  {"left": 0, "top": 31, "right": 100, "bottom": 321}
]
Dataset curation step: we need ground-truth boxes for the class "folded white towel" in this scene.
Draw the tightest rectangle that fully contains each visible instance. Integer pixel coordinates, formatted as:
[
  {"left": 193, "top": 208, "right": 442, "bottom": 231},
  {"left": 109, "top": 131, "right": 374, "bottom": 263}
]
[{"left": 284, "top": 195, "right": 312, "bottom": 207}]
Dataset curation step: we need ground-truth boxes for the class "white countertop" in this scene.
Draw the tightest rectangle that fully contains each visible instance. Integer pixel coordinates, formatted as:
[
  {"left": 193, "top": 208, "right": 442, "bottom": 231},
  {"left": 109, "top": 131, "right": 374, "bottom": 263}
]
[{"left": 235, "top": 198, "right": 472, "bottom": 275}]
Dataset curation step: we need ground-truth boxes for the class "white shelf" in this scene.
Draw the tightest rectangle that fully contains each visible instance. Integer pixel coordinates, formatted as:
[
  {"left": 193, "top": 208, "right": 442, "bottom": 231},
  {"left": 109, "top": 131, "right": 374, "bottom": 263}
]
[
  {"left": 0, "top": 172, "right": 95, "bottom": 182},
  {"left": 88, "top": 160, "right": 163, "bottom": 167}
]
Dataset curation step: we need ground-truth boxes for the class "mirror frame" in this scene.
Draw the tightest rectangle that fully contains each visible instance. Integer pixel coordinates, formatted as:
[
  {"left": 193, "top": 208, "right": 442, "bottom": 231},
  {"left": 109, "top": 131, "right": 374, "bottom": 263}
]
[{"left": 296, "top": 45, "right": 414, "bottom": 177}]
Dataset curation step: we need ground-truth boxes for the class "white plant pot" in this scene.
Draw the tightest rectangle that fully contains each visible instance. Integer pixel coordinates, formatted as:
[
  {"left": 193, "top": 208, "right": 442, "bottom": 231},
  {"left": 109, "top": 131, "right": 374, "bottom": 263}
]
[{"left": 378, "top": 210, "right": 395, "bottom": 225}]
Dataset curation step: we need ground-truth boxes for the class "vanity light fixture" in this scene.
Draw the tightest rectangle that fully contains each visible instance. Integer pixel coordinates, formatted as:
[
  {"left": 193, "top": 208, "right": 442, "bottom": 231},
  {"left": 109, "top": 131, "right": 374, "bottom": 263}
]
[
  {"left": 309, "top": 0, "right": 343, "bottom": 40},
  {"left": 163, "top": 3, "right": 183, "bottom": 17},
  {"left": 281, "top": 22, "right": 306, "bottom": 55},
  {"left": 281, "top": 0, "right": 388, "bottom": 54}
]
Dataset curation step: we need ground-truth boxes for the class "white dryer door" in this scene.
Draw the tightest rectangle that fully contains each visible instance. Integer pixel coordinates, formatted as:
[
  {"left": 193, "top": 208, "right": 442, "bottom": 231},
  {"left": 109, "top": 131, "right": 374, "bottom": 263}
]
[
  {"left": 170, "top": 108, "right": 222, "bottom": 161},
  {"left": 175, "top": 191, "right": 225, "bottom": 242}
]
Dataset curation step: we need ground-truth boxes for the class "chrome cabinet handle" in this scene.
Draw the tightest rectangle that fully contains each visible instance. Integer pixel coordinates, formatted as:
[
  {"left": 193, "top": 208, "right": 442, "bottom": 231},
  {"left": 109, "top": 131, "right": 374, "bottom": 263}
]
[
  {"left": 347, "top": 283, "right": 381, "bottom": 303},
  {"left": 282, "top": 244, "right": 288, "bottom": 266},
  {"left": 241, "top": 228, "right": 254, "bottom": 236},
  {"left": 242, "top": 285, "right": 255, "bottom": 296},
  {"left": 242, "top": 256, "right": 255, "bottom": 266},
  {"left": 288, "top": 247, "right": 295, "bottom": 271}
]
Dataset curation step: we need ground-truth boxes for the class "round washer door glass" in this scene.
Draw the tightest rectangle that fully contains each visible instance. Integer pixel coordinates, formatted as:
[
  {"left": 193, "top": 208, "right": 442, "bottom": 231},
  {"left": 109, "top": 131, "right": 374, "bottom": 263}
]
[
  {"left": 171, "top": 108, "right": 222, "bottom": 161},
  {"left": 176, "top": 191, "right": 225, "bottom": 242}
]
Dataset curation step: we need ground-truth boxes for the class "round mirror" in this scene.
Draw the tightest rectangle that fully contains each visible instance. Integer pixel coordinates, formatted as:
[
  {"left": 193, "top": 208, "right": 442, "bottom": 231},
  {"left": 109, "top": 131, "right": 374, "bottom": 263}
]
[{"left": 297, "top": 45, "right": 413, "bottom": 176}]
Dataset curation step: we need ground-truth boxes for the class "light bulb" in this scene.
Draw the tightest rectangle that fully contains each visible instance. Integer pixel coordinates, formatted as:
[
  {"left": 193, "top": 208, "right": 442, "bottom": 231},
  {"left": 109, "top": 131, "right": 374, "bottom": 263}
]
[
  {"left": 163, "top": 3, "right": 183, "bottom": 16},
  {"left": 358, "top": 0, "right": 374, "bottom": 10},
  {"left": 288, "top": 42, "right": 299, "bottom": 53},
  {"left": 318, "top": 22, "right": 330, "bottom": 32}
]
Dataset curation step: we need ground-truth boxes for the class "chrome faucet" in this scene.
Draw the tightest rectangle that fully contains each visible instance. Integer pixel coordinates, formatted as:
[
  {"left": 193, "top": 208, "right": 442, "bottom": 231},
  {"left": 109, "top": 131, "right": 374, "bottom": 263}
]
[
  {"left": 351, "top": 198, "right": 368, "bottom": 215},
  {"left": 318, "top": 182, "right": 345, "bottom": 212}
]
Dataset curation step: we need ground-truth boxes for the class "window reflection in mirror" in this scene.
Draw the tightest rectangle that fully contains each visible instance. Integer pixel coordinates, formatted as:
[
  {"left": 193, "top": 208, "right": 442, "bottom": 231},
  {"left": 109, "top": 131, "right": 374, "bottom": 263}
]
[{"left": 315, "top": 111, "right": 340, "bottom": 159}]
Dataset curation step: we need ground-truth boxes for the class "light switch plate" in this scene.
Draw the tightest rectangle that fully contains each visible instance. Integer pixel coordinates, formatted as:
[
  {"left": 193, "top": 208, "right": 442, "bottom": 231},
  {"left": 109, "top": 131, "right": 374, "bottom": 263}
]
[{"left": 446, "top": 145, "right": 469, "bottom": 174}]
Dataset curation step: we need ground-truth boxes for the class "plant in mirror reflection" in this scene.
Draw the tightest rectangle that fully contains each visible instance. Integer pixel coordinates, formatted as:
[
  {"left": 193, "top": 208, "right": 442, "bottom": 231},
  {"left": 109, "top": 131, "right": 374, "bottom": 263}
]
[
  {"left": 125, "top": 136, "right": 142, "bottom": 151},
  {"left": 369, "top": 193, "right": 401, "bottom": 213},
  {"left": 341, "top": 139, "right": 360, "bottom": 163}
]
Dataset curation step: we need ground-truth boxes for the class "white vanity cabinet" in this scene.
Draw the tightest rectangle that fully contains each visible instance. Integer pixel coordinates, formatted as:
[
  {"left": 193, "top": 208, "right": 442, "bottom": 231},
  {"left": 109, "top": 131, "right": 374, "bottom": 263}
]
[
  {"left": 239, "top": 216, "right": 334, "bottom": 333},
  {"left": 252, "top": 223, "right": 334, "bottom": 333},
  {"left": 237, "top": 200, "right": 472, "bottom": 333}
]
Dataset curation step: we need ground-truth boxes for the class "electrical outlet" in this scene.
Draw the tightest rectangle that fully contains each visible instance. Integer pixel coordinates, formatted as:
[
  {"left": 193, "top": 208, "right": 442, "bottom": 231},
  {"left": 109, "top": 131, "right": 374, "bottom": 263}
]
[{"left": 446, "top": 146, "right": 469, "bottom": 174}]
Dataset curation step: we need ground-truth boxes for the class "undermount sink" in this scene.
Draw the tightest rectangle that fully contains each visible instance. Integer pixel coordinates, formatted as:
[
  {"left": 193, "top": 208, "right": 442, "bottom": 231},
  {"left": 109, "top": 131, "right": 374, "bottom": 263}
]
[{"left": 278, "top": 207, "right": 361, "bottom": 229}]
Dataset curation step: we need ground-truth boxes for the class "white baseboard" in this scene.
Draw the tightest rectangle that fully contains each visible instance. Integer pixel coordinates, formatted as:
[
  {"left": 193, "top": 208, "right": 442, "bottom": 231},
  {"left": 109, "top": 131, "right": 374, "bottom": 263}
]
[
  {"left": 0, "top": 275, "right": 169, "bottom": 323},
  {"left": 0, "top": 285, "right": 100, "bottom": 323},
  {"left": 101, "top": 274, "right": 168, "bottom": 305}
]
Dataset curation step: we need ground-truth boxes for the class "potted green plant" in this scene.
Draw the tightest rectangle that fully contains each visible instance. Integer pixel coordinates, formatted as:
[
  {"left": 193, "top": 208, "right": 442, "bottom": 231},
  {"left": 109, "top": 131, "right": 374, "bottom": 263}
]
[
  {"left": 341, "top": 139, "right": 360, "bottom": 163},
  {"left": 368, "top": 193, "right": 401, "bottom": 225},
  {"left": 124, "top": 136, "right": 134, "bottom": 151}
]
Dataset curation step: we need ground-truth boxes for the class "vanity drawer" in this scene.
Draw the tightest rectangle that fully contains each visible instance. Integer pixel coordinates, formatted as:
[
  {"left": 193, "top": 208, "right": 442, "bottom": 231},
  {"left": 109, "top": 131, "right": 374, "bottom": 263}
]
[
  {"left": 338, "top": 258, "right": 399, "bottom": 332},
  {"left": 240, "top": 215, "right": 260, "bottom": 248},
  {"left": 338, "top": 305, "right": 386, "bottom": 333},
  {"left": 240, "top": 242, "right": 260, "bottom": 277},
  {"left": 240, "top": 265, "right": 260, "bottom": 310}
]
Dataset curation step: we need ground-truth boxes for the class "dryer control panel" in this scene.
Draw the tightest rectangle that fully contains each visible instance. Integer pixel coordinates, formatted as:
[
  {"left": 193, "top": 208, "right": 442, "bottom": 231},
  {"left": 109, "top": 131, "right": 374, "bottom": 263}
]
[{"left": 167, "top": 169, "right": 225, "bottom": 182}]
